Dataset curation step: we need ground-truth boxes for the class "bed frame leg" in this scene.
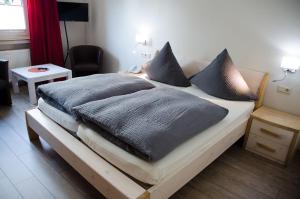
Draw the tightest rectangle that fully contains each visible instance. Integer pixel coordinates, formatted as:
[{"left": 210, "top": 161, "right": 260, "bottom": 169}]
[
  {"left": 25, "top": 112, "right": 39, "bottom": 141},
  {"left": 137, "top": 191, "right": 150, "bottom": 199},
  {"left": 27, "top": 126, "right": 39, "bottom": 141}
]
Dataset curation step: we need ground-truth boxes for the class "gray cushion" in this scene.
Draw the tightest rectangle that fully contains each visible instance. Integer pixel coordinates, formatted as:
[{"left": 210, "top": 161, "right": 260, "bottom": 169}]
[
  {"left": 145, "top": 42, "right": 191, "bottom": 87},
  {"left": 191, "top": 49, "right": 257, "bottom": 101}
]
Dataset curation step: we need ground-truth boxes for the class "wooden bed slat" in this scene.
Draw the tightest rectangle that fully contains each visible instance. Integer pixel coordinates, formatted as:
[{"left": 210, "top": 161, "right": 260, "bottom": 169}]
[
  {"left": 148, "top": 120, "right": 248, "bottom": 199},
  {"left": 26, "top": 109, "right": 148, "bottom": 199}
]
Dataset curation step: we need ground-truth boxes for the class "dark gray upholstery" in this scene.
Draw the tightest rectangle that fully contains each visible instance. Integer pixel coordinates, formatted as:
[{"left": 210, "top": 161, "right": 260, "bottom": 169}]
[
  {"left": 191, "top": 49, "right": 257, "bottom": 101},
  {"left": 73, "top": 87, "right": 228, "bottom": 161},
  {"left": 145, "top": 42, "right": 191, "bottom": 87},
  {"left": 37, "top": 73, "right": 155, "bottom": 116},
  {"left": 0, "top": 60, "right": 12, "bottom": 106},
  {"left": 69, "top": 45, "right": 103, "bottom": 77}
]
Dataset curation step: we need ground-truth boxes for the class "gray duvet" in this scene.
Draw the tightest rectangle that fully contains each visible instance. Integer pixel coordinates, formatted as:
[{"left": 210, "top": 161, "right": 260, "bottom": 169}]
[
  {"left": 37, "top": 73, "right": 155, "bottom": 116},
  {"left": 73, "top": 87, "right": 229, "bottom": 161}
]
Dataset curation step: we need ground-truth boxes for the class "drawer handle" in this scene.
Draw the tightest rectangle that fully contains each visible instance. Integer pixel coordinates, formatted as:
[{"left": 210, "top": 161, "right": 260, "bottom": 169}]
[
  {"left": 256, "top": 142, "right": 276, "bottom": 153},
  {"left": 260, "top": 128, "right": 281, "bottom": 139}
]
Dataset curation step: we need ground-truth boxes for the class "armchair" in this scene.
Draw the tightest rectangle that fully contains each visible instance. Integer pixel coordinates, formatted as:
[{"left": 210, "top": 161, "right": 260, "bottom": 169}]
[
  {"left": 0, "top": 59, "right": 12, "bottom": 106},
  {"left": 69, "top": 45, "right": 104, "bottom": 77}
]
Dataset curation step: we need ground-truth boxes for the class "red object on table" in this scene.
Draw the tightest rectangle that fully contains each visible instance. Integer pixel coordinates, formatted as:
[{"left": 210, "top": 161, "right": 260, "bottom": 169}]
[{"left": 28, "top": 68, "right": 48, "bottom": 73}]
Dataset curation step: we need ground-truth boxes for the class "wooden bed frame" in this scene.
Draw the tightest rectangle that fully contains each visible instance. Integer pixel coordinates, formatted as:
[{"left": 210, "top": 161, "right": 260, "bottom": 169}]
[{"left": 25, "top": 70, "right": 269, "bottom": 199}]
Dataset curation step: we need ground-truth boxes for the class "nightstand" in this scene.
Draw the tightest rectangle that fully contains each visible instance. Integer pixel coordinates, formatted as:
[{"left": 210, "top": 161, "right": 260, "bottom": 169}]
[{"left": 244, "top": 106, "right": 300, "bottom": 165}]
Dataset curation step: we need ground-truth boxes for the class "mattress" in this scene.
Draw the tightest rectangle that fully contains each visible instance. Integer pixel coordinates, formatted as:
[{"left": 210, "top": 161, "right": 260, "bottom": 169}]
[
  {"left": 38, "top": 98, "right": 79, "bottom": 133},
  {"left": 77, "top": 78, "right": 255, "bottom": 184}
]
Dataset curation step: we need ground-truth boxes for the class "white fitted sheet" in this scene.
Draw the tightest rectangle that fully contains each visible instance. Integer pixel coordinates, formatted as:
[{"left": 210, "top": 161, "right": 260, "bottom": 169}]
[
  {"left": 38, "top": 98, "right": 79, "bottom": 133},
  {"left": 77, "top": 79, "right": 255, "bottom": 184}
]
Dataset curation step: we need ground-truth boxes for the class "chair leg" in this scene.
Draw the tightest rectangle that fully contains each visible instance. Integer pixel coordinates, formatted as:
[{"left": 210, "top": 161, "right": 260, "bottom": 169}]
[
  {"left": 6, "top": 87, "right": 12, "bottom": 105},
  {"left": 0, "top": 88, "right": 12, "bottom": 106},
  {"left": 72, "top": 71, "right": 78, "bottom": 78}
]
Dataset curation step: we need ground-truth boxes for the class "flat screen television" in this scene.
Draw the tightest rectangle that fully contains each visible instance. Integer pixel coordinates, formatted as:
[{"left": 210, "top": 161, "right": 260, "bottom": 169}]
[{"left": 57, "top": 2, "right": 88, "bottom": 22}]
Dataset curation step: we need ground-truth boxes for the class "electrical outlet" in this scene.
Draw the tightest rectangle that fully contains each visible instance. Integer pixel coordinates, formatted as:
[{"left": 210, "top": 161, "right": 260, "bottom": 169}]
[
  {"left": 277, "top": 85, "right": 291, "bottom": 95},
  {"left": 141, "top": 53, "right": 152, "bottom": 59}
]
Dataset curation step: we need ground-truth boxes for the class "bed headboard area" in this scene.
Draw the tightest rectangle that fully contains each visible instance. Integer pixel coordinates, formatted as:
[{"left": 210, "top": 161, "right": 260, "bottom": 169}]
[{"left": 239, "top": 68, "right": 269, "bottom": 110}]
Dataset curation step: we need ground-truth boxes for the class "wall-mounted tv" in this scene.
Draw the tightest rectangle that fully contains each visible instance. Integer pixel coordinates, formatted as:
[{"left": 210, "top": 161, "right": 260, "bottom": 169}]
[{"left": 58, "top": 2, "right": 88, "bottom": 22}]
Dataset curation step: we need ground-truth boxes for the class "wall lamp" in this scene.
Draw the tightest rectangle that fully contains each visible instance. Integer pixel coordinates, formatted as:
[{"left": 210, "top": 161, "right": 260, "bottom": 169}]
[
  {"left": 273, "top": 56, "right": 300, "bottom": 82},
  {"left": 280, "top": 56, "right": 300, "bottom": 73}
]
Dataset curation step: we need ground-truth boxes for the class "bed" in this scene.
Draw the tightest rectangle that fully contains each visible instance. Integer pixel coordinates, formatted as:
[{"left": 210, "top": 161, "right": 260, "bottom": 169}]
[{"left": 26, "top": 68, "right": 269, "bottom": 199}]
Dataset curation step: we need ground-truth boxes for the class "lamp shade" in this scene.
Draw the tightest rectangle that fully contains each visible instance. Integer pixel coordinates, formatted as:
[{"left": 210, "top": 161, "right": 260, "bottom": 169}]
[{"left": 281, "top": 56, "right": 300, "bottom": 71}]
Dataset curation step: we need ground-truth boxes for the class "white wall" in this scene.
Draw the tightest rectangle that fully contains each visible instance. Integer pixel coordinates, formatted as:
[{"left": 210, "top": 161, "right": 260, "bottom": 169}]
[
  {"left": 0, "top": 49, "right": 31, "bottom": 69},
  {"left": 89, "top": 0, "right": 300, "bottom": 117},
  {"left": 87, "top": 0, "right": 128, "bottom": 72},
  {"left": 58, "top": 0, "right": 90, "bottom": 67}
]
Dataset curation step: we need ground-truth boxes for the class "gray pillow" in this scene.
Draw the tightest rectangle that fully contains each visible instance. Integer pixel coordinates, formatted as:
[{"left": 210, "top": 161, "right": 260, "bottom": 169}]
[
  {"left": 191, "top": 49, "right": 257, "bottom": 101},
  {"left": 145, "top": 42, "right": 191, "bottom": 87}
]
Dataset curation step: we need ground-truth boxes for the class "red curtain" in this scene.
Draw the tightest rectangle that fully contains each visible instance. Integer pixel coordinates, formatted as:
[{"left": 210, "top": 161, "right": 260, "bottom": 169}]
[{"left": 27, "top": 0, "right": 64, "bottom": 66}]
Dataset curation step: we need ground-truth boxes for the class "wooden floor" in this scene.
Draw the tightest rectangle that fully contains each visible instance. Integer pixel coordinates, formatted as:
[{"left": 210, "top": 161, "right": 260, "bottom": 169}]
[{"left": 0, "top": 87, "right": 299, "bottom": 199}]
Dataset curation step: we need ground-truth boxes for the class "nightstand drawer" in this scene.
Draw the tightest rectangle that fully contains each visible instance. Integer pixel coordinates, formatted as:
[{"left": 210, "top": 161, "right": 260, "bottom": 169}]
[
  {"left": 247, "top": 133, "right": 289, "bottom": 163},
  {"left": 250, "top": 119, "right": 293, "bottom": 146}
]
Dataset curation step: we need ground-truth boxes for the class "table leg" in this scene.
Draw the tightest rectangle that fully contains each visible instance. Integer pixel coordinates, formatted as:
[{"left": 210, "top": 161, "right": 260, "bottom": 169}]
[
  {"left": 67, "top": 71, "right": 72, "bottom": 79},
  {"left": 28, "top": 81, "right": 37, "bottom": 104},
  {"left": 11, "top": 74, "right": 20, "bottom": 93}
]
